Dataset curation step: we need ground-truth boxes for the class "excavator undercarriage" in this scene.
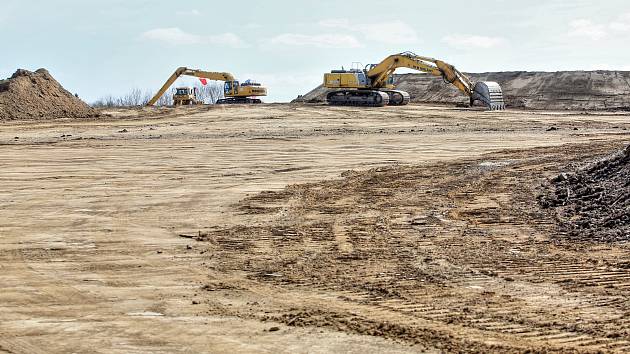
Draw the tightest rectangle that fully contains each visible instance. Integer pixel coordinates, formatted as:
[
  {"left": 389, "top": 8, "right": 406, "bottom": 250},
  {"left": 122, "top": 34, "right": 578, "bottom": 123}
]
[
  {"left": 381, "top": 89, "right": 411, "bottom": 106},
  {"left": 326, "top": 89, "right": 410, "bottom": 107},
  {"left": 326, "top": 90, "right": 389, "bottom": 107},
  {"left": 216, "top": 97, "right": 263, "bottom": 104}
]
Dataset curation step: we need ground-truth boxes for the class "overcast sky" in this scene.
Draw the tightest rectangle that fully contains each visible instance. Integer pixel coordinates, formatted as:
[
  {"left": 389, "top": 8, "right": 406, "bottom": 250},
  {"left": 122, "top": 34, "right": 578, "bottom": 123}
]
[{"left": 1, "top": 0, "right": 629, "bottom": 103}]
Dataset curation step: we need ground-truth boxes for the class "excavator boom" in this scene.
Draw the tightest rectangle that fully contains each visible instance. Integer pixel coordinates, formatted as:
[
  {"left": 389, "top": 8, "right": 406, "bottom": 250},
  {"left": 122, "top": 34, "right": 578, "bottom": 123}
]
[{"left": 324, "top": 52, "right": 505, "bottom": 110}]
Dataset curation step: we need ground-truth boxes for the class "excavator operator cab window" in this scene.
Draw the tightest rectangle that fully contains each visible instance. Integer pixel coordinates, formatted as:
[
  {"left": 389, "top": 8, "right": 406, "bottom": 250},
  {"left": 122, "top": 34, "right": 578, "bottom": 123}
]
[
  {"left": 224, "top": 81, "right": 239, "bottom": 95},
  {"left": 387, "top": 76, "right": 394, "bottom": 85},
  {"left": 357, "top": 72, "right": 368, "bottom": 86}
]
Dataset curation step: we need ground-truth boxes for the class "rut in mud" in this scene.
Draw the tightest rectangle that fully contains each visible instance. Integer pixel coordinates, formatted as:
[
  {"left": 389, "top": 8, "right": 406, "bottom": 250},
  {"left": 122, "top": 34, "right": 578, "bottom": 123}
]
[{"left": 194, "top": 141, "right": 630, "bottom": 352}]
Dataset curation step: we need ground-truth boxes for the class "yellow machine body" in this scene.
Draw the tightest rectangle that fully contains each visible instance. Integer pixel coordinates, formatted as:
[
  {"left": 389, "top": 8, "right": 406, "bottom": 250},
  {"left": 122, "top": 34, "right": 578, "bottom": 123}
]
[
  {"left": 224, "top": 80, "right": 267, "bottom": 97},
  {"left": 324, "top": 71, "right": 394, "bottom": 89}
]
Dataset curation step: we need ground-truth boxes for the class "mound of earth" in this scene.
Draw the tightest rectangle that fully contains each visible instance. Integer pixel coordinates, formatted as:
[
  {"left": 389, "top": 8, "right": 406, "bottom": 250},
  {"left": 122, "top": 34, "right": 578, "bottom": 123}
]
[
  {"left": 539, "top": 145, "right": 630, "bottom": 242},
  {"left": 0, "top": 68, "right": 98, "bottom": 120},
  {"left": 295, "top": 71, "right": 630, "bottom": 110}
]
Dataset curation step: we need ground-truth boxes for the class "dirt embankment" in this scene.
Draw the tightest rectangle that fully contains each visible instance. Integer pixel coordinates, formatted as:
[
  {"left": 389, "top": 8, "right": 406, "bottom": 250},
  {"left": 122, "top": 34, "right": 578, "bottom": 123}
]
[
  {"left": 0, "top": 69, "right": 98, "bottom": 120},
  {"left": 296, "top": 71, "right": 630, "bottom": 110},
  {"left": 540, "top": 145, "right": 630, "bottom": 242}
]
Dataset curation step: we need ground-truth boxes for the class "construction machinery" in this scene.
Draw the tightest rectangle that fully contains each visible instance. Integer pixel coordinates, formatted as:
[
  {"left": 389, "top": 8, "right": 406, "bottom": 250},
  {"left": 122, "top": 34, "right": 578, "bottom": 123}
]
[
  {"left": 323, "top": 52, "right": 505, "bottom": 110},
  {"left": 173, "top": 87, "right": 198, "bottom": 105},
  {"left": 147, "top": 67, "right": 267, "bottom": 106}
]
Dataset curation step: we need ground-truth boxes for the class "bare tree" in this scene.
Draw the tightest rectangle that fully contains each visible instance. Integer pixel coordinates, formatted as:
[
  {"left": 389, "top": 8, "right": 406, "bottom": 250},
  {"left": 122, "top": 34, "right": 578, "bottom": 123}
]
[
  {"left": 92, "top": 82, "right": 225, "bottom": 107},
  {"left": 155, "top": 91, "right": 173, "bottom": 106},
  {"left": 194, "top": 82, "right": 224, "bottom": 104},
  {"left": 93, "top": 88, "right": 154, "bottom": 107}
]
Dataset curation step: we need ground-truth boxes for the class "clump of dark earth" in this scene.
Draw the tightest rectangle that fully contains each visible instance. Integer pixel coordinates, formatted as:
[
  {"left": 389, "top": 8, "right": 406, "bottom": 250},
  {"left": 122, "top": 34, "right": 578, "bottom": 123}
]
[
  {"left": 539, "top": 145, "right": 630, "bottom": 242},
  {"left": 0, "top": 68, "right": 98, "bottom": 120}
]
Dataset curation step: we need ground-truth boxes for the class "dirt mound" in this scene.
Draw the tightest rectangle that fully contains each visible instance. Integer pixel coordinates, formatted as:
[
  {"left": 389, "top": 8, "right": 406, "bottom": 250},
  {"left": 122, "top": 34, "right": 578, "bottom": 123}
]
[
  {"left": 540, "top": 145, "right": 630, "bottom": 242},
  {"left": 0, "top": 68, "right": 98, "bottom": 120},
  {"left": 295, "top": 71, "right": 630, "bottom": 110}
]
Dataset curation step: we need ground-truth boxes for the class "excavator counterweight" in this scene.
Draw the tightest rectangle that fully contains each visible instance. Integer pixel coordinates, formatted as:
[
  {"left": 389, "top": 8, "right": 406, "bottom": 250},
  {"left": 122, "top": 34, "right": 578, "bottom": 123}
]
[{"left": 323, "top": 52, "right": 505, "bottom": 110}]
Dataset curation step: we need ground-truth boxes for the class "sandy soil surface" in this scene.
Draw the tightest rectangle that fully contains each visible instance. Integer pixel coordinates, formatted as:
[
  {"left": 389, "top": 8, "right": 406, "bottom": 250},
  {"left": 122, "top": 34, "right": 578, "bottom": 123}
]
[{"left": 0, "top": 104, "right": 628, "bottom": 353}]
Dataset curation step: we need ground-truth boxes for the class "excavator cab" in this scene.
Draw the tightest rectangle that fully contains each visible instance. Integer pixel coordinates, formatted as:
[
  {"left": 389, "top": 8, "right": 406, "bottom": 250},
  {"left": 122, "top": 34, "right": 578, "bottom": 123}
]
[{"left": 224, "top": 81, "right": 239, "bottom": 96}]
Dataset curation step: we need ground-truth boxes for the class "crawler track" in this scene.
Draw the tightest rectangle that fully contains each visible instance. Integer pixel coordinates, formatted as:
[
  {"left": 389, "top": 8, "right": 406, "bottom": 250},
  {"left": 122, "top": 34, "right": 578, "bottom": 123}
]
[{"left": 216, "top": 97, "right": 262, "bottom": 104}]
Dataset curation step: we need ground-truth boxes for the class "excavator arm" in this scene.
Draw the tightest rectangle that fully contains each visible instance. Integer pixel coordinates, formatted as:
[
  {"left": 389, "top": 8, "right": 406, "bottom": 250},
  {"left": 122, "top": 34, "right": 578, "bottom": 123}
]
[
  {"left": 366, "top": 52, "right": 473, "bottom": 94},
  {"left": 366, "top": 52, "right": 505, "bottom": 110},
  {"left": 147, "top": 67, "right": 236, "bottom": 106}
]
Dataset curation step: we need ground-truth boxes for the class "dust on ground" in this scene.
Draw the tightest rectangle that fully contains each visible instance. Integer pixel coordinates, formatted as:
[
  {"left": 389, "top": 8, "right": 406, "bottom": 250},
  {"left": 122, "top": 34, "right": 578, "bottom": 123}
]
[
  {"left": 0, "top": 104, "right": 629, "bottom": 353},
  {"left": 0, "top": 69, "right": 98, "bottom": 120}
]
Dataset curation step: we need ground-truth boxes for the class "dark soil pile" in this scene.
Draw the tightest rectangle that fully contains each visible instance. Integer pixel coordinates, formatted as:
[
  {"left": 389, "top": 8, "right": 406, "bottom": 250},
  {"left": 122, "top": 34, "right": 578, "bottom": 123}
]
[
  {"left": 0, "top": 69, "right": 98, "bottom": 120},
  {"left": 539, "top": 145, "right": 630, "bottom": 242}
]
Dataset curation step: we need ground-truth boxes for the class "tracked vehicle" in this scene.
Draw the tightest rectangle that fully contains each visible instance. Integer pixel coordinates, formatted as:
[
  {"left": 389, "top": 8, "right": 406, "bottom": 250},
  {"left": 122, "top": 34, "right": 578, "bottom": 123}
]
[{"left": 324, "top": 52, "right": 505, "bottom": 110}]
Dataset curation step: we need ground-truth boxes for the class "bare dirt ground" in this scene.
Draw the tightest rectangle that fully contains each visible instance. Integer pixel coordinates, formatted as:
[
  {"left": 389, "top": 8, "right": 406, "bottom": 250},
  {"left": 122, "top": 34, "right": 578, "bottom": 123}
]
[{"left": 0, "top": 104, "right": 629, "bottom": 353}]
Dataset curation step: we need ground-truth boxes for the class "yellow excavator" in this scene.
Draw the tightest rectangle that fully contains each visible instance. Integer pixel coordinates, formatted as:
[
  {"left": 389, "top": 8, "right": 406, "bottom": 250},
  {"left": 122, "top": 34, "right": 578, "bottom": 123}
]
[
  {"left": 147, "top": 67, "right": 267, "bottom": 106},
  {"left": 323, "top": 51, "right": 505, "bottom": 110}
]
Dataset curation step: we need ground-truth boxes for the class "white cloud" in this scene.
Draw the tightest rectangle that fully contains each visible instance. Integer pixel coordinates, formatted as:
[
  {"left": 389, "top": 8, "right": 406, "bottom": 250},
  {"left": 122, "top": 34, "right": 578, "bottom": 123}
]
[
  {"left": 207, "top": 33, "right": 245, "bottom": 47},
  {"left": 244, "top": 23, "right": 263, "bottom": 30},
  {"left": 581, "top": 63, "right": 630, "bottom": 71},
  {"left": 319, "top": 19, "right": 418, "bottom": 44},
  {"left": 269, "top": 33, "right": 362, "bottom": 48},
  {"left": 318, "top": 19, "right": 350, "bottom": 28},
  {"left": 266, "top": 18, "right": 417, "bottom": 49},
  {"left": 142, "top": 27, "right": 200, "bottom": 44},
  {"left": 140, "top": 28, "right": 245, "bottom": 47},
  {"left": 442, "top": 34, "right": 506, "bottom": 49},
  {"left": 565, "top": 14, "right": 630, "bottom": 40},
  {"left": 568, "top": 19, "right": 607, "bottom": 40},
  {"left": 610, "top": 12, "right": 630, "bottom": 32},
  {"left": 176, "top": 9, "right": 201, "bottom": 16},
  {"left": 609, "top": 22, "right": 630, "bottom": 31}
]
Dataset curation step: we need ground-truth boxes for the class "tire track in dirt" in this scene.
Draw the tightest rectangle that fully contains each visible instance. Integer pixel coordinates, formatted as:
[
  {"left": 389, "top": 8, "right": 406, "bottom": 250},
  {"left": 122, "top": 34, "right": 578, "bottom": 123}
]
[{"left": 194, "top": 140, "right": 630, "bottom": 352}]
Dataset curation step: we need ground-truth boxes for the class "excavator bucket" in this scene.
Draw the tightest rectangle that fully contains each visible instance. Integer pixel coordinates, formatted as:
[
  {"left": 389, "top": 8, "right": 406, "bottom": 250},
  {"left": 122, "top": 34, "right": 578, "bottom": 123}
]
[{"left": 471, "top": 81, "right": 505, "bottom": 110}]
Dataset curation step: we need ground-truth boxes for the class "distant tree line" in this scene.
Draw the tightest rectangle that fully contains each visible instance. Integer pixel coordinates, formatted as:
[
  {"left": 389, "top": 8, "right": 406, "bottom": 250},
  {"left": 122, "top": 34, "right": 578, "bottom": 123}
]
[{"left": 92, "top": 82, "right": 224, "bottom": 107}]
